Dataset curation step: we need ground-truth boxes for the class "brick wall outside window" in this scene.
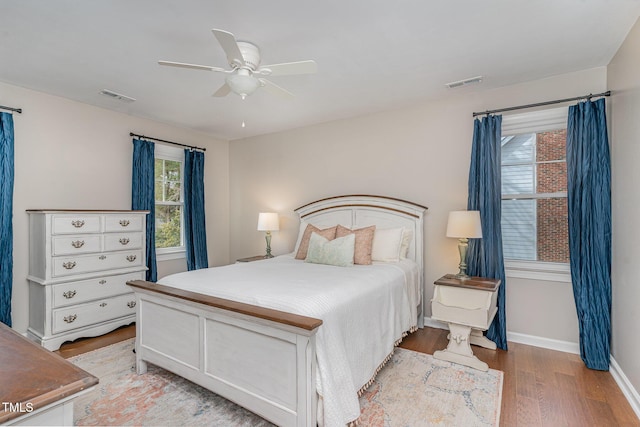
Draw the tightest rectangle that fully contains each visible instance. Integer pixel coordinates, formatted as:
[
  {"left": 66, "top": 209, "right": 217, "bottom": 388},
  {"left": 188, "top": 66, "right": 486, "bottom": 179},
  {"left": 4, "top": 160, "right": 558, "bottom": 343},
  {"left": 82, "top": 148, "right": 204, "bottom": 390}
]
[{"left": 536, "top": 130, "right": 569, "bottom": 263}]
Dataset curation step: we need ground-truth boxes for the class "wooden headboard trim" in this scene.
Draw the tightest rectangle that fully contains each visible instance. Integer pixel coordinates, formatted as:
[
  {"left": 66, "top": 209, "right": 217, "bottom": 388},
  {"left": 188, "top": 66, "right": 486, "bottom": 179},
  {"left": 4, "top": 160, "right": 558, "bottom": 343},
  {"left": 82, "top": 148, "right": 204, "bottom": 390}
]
[
  {"left": 300, "top": 203, "right": 420, "bottom": 219},
  {"left": 295, "top": 194, "right": 428, "bottom": 212}
]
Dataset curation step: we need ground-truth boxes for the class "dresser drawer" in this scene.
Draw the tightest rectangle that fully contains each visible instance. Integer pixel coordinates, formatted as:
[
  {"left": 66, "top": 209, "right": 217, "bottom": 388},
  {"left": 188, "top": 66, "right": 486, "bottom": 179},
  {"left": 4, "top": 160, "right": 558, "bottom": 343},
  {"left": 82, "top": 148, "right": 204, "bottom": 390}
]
[
  {"left": 52, "top": 272, "right": 143, "bottom": 308},
  {"left": 52, "top": 293, "right": 137, "bottom": 334},
  {"left": 105, "top": 214, "right": 144, "bottom": 232},
  {"left": 52, "top": 235, "right": 102, "bottom": 256},
  {"left": 52, "top": 215, "right": 101, "bottom": 234},
  {"left": 52, "top": 250, "right": 143, "bottom": 278},
  {"left": 104, "top": 232, "right": 143, "bottom": 251}
]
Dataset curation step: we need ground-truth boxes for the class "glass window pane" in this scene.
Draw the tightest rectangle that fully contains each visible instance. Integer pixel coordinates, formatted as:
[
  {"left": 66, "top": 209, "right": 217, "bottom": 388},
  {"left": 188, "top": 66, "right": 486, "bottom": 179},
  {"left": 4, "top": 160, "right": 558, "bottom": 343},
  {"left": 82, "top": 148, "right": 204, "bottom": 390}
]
[
  {"left": 165, "top": 160, "right": 181, "bottom": 182},
  {"left": 502, "top": 199, "right": 536, "bottom": 260},
  {"left": 536, "top": 130, "right": 566, "bottom": 162},
  {"left": 154, "top": 179, "right": 163, "bottom": 202},
  {"left": 165, "top": 180, "right": 181, "bottom": 202},
  {"left": 537, "top": 198, "right": 569, "bottom": 263},
  {"left": 502, "top": 133, "right": 535, "bottom": 164},
  {"left": 154, "top": 159, "right": 163, "bottom": 181},
  {"left": 537, "top": 162, "right": 567, "bottom": 193},
  {"left": 155, "top": 205, "right": 182, "bottom": 249},
  {"left": 502, "top": 164, "right": 534, "bottom": 194}
]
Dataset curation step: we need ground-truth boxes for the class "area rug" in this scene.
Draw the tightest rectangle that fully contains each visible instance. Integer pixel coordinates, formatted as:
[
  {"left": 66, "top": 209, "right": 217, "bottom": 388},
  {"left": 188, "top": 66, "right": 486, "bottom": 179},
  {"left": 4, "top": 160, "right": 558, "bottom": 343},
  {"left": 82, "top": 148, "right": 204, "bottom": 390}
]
[{"left": 69, "top": 338, "right": 502, "bottom": 426}]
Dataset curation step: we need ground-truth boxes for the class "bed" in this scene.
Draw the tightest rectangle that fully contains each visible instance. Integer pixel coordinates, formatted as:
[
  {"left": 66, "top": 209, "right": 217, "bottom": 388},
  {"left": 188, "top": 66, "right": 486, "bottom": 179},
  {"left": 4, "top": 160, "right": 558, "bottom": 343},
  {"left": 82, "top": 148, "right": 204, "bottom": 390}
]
[{"left": 128, "top": 195, "right": 427, "bottom": 427}]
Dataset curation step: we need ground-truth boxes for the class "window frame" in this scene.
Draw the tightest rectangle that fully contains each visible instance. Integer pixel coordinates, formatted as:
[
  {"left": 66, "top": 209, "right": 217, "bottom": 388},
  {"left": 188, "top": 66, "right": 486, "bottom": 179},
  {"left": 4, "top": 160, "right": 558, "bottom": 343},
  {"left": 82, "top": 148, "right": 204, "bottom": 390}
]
[
  {"left": 154, "top": 144, "right": 186, "bottom": 261},
  {"left": 501, "top": 106, "right": 571, "bottom": 283}
]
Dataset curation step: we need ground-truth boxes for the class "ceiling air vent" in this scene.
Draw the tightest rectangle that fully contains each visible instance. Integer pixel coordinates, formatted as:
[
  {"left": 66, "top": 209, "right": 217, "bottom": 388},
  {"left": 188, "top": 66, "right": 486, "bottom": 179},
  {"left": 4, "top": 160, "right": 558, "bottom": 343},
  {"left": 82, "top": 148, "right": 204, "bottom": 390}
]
[
  {"left": 445, "top": 76, "right": 483, "bottom": 89},
  {"left": 99, "top": 89, "right": 136, "bottom": 103}
]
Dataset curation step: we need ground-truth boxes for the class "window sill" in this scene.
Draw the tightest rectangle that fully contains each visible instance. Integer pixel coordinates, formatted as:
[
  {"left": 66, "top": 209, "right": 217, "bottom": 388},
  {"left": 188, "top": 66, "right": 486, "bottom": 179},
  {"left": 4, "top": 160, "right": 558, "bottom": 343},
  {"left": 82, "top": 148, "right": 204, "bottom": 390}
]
[
  {"left": 504, "top": 260, "right": 571, "bottom": 283},
  {"left": 156, "top": 249, "right": 186, "bottom": 262}
]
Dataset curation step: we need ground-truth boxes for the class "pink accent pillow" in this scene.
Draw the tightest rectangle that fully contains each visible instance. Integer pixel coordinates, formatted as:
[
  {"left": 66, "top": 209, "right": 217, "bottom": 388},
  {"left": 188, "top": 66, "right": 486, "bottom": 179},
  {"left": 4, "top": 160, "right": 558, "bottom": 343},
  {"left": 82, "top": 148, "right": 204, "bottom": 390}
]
[
  {"left": 335, "top": 225, "right": 376, "bottom": 265},
  {"left": 295, "top": 224, "right": 337, "bottom": 260}
]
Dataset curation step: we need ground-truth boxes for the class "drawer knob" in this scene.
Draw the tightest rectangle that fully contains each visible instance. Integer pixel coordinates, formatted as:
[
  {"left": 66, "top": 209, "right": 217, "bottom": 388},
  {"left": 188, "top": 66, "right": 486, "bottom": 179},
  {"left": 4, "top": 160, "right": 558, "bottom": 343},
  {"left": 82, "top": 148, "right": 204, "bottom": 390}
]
[
  {"left": 126, "top": 255, "right": 137, "bottom": 262},
  {"left": 127, "top": 301, "right": 136, "bottom": 308},
  {"left": 63, "top": 314, "right": 77, "bottom": 323},
  {"left": 119, "top": 219, "right": 130, "bottom": 227},
  {"left": 99, "top": 302, "right": 107, "bottom": 308},
  {"left": 71, "top": 240, "right": 85, "bottom": 248},
  {"left": 99, "top": 255, "right": 107, "bottom": 260},
  {"left": 119, "top": 238, "right": 130, "bottom": 245},
  {"left": 63, "top": 290, "right": 77, "bottom": 299},
  {"left": 71, "top": 220, "right": 85, "bottom": 228},
  {"left": 62, "top": 261, "right": 76, "bottom": 270},
  {"left": 99, "top": 279, "right": 107, "bottom": 285}
]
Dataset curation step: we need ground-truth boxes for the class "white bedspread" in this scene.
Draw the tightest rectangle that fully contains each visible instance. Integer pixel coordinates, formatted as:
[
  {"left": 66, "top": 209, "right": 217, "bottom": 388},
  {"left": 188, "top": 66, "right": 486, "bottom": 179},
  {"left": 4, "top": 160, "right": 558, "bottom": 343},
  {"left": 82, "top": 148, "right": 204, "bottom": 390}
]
[{"left": 158, "top": 254, "right": 420, "bottom": 427}]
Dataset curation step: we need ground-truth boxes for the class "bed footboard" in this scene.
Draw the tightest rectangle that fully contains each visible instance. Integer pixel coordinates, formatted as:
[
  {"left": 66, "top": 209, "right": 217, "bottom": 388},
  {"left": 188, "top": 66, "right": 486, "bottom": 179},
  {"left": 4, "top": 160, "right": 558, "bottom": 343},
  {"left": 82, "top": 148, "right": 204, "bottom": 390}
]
[{"left": 127, "top": 280, "right": 323, "bottom": 427}]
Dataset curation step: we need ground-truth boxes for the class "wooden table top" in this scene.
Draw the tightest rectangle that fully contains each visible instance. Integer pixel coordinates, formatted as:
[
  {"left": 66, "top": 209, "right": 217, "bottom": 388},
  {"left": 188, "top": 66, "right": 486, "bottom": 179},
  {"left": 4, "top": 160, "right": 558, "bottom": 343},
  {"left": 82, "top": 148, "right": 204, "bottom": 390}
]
[
  {"left": 434, "top": 274, "right": 501, "bottom": 292},
  {"left": 0, "top": 323, "right": 98, "bottom": 424}
]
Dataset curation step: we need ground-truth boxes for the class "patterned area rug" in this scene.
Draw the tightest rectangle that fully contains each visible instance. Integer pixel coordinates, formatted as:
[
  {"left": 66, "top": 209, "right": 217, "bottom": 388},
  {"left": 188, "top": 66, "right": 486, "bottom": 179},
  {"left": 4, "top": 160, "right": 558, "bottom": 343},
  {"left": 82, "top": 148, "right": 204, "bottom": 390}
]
[{"left": 69, "top": 338, "right": 502, "bottom": 426}]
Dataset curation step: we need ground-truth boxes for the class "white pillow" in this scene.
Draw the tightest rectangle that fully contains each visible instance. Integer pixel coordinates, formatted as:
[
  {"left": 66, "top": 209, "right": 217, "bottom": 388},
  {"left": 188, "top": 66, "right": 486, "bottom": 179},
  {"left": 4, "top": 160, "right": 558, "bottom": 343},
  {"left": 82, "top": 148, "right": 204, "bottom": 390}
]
[
  {"left": 400, "top": 228, "right": 413, "bottom": 258},
  {"left": 305, "top": 232, "right": 355, "bottom": 267},
  {"left": 371, "top": 227, "right": 404, "bottom": 262}
]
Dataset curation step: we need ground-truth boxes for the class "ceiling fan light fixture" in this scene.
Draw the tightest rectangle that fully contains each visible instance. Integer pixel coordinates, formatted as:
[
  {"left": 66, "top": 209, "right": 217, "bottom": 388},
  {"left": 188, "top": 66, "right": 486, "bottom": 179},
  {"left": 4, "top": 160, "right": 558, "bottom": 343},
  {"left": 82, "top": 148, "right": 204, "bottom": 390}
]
[{"left": 226, "top": 70, "right": 260, "bottom": 99}]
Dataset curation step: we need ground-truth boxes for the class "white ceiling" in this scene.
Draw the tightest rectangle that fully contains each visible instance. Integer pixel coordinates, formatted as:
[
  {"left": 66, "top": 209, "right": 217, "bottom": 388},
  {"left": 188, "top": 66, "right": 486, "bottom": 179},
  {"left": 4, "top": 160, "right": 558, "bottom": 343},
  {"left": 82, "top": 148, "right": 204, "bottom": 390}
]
[{"left": 1, "top": 1, "right": 638, "bottom": 141}]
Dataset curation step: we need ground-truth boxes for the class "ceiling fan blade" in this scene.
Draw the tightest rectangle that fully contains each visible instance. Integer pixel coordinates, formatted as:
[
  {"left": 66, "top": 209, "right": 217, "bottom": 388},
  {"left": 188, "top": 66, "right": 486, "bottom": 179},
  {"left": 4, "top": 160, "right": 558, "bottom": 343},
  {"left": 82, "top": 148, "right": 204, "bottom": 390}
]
[
  {"left": 211, "top": 29, "right": 245, "bottom": 68},
  {"left": 212, "top": 83, "right": 231, "bottom": 97},
  {"left": 258, "top": 60, "right": 317, "bottom": 76},
  {"left": 158, "top": 60, "right": 225, "bottom": 72},
  {"left": 259, "top": 79, "right": 295, "bottom": 98}
]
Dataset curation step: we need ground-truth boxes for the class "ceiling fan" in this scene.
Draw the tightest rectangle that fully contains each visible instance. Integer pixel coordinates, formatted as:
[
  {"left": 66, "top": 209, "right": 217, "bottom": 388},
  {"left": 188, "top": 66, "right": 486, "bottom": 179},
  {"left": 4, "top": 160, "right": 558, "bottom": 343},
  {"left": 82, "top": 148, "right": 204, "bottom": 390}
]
[{"left": 159, "top": 29, "right": 317, "bottom": 100}]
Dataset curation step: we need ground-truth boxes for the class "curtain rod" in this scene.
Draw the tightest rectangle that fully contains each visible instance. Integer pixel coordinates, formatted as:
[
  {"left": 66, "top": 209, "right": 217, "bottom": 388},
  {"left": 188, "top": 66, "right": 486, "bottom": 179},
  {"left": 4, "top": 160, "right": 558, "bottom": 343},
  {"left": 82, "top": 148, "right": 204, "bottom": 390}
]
[
  {"left": 0, "top": 105, "right": 22, "bottom": 114},
  {"left": 472, "top": 90, "right": 611, "bottom": 117},
  {"left": 129, "top": 132, "right": 206, "bottom": 152}
]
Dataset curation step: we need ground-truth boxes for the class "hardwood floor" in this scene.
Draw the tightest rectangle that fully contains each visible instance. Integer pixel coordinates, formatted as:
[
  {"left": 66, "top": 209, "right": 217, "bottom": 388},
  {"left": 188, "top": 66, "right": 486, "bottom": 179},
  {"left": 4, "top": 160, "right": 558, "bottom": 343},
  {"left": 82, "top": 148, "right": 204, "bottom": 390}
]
[
  {"left": 58, "top": 324, "right": 639, "bottom": 426},
  {"left": 55, "top": 323, "right": 135, "bottom": 359}
]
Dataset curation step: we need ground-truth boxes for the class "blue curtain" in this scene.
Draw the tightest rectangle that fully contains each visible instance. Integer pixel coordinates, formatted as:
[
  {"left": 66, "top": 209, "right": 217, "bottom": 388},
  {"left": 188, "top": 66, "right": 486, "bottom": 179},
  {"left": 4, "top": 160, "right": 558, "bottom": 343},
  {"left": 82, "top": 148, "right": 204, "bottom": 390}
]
[
  {"left": 0, "top": 113, "right": 14, "bottom": 327},
  {"left": 183, "top": 149, "right": 208, "bottom": 270},
  {"left": 466, "top": 114, "right": 508, "bottom": 350},
  {"left": 567, "top": 98, "right": 611, "bottom": 371},
  {"left": 132, "top": 139, "right": 157, "bottom": 282}
]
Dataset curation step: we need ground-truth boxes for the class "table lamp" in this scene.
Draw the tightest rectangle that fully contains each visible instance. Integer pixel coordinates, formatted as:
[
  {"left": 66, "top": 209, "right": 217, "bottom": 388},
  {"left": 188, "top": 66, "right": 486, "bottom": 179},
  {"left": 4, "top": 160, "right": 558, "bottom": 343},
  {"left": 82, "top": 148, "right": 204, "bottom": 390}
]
[
  {"left": 257, "top": 212, "right": 279, "bottom": 258},
  {"left": 446, "top": 210, "right": 482, "bottom": 278}
]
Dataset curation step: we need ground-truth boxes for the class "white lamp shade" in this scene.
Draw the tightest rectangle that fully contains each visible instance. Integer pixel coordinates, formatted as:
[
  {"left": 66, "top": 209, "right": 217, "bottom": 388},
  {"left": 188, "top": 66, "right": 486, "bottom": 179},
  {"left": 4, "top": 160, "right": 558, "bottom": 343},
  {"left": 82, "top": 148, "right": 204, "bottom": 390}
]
[
  {"left": 257, "top": 212, "right": 280, "bottom": 231},
  {"left": 446, "top": 210, "right": 482, "bottom": 238}
]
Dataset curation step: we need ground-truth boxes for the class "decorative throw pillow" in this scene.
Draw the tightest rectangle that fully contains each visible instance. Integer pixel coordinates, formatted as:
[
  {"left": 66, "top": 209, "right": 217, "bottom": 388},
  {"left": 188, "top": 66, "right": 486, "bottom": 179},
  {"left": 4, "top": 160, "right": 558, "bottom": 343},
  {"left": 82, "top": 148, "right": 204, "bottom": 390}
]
[
  {"left": 295, "top": 224, "right": 337, "bottom": 260},
  {"left": 371, "top": 227, "right": 404, "bottom": 262},
  {"left": 293, "top": 220, "right": 308, "bottom": 254},
  {"left": 335, "top": 224, "right": 376, "bottom": 265},
  {"left": 305, "top": 232, "right": 355, "bottom": 267}
]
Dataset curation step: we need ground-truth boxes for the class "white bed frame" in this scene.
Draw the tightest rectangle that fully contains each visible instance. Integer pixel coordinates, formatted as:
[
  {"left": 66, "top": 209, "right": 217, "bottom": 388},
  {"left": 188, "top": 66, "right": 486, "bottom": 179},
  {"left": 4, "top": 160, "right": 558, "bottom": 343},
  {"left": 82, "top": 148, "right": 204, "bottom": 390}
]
[{"left": 128, "top": 195, "right": 427, "bottom": 427}]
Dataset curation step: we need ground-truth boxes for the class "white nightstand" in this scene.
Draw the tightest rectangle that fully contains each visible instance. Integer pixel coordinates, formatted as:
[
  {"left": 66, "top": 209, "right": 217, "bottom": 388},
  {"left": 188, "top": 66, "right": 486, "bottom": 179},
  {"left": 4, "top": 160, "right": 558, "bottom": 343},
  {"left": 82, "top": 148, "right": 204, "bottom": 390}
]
[{"left": 431, "top": 274, "right": 501, "bottom": 371}]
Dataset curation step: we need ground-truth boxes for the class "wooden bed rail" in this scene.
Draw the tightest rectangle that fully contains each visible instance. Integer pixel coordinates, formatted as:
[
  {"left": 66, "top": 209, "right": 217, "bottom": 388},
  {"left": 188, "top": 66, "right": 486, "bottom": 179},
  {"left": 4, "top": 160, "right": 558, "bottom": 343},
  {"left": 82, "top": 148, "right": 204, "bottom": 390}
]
[{"left": 127, "top": 280, "right": 323, "bottom": 331}]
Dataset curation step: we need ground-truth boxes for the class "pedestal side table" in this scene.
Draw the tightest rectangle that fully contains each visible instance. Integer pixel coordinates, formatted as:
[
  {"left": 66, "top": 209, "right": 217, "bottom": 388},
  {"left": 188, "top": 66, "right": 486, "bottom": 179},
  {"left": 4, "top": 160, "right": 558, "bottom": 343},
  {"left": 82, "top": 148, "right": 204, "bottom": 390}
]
[{"left": 431, "top": 274, "right": 501, "bottom": 371}]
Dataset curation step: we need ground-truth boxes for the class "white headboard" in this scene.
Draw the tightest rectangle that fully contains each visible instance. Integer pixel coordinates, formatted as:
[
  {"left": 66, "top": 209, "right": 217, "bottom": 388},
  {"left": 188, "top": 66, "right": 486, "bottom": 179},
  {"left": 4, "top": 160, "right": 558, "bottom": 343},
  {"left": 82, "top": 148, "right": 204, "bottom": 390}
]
[
  {"left": 295, "top": 194, "right": 427, "bottom": 264},
  {"left": 295, "top": 194, "right": 428, "bottom": 325}
]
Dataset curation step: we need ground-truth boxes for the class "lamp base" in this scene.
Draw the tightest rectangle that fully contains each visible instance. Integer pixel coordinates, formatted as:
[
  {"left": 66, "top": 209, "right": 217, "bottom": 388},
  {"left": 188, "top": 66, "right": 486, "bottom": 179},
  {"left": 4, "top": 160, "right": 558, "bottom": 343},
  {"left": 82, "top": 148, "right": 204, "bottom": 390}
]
[
  {"left": 456, "top": 237, "right": 469, "bottom": 278},
  {"left": 264, "top": 231, "right": 273, "bottom": 258}
]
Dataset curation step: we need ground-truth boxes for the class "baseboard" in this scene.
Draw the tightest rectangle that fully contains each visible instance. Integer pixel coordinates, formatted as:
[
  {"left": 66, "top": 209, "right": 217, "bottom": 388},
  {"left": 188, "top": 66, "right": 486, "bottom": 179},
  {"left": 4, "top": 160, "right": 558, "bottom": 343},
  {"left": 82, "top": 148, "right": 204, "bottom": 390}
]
[
  {"left": 423, "top": 316, "right": 640, "bottom": 420},
  {"left": 506, "top": 331, "right": 580, "bottom": 354},
  {"left": 610, "top": 356, "right": 640, "bottom": 420},
  {"left": 424, "top": 316, "right": 580, "bottom": 353}
]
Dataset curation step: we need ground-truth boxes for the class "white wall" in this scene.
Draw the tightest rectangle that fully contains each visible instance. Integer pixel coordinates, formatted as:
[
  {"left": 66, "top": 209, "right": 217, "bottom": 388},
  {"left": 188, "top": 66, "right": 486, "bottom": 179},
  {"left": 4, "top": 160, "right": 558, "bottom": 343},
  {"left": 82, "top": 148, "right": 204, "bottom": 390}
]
[
  {"left": 608, "top": 17, "right": 640, "bottom": 402},
  {"left": 1, "top": 81, "right": 230, "bottom": 334},
  {"left": 229, "top": 67, "right": 608, "bottom": 345}
]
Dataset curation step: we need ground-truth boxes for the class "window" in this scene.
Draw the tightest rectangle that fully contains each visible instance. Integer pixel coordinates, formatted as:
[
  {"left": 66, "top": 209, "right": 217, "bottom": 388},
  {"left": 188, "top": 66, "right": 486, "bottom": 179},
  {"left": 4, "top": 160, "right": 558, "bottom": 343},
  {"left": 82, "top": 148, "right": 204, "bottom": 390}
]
[
  {"left": 501, "top": 107, "right": 571, "bottom": 282},
  {"left": 154, "top": 145, "right": 185, "bottom": 259}
]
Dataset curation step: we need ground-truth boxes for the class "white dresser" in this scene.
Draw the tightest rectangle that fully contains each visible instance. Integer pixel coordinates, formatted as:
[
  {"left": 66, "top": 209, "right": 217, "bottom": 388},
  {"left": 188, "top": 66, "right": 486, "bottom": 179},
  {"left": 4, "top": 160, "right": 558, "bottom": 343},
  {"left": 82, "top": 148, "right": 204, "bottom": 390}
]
[{"left": 26, "top": 210, "right": 148, "bottom": 350}]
